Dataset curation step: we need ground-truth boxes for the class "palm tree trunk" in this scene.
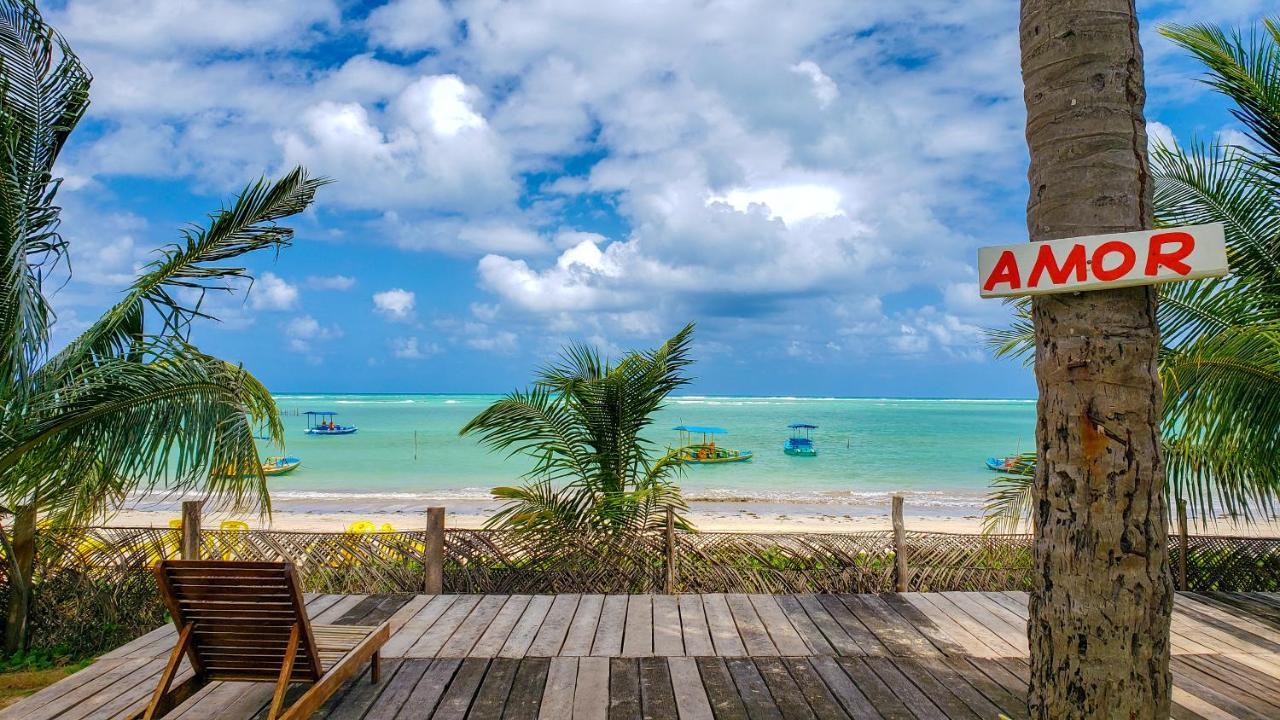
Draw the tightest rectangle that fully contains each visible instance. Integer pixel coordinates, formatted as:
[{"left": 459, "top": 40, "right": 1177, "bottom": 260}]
[
  {"left": 4, "top": 504, "right": 36, "bottom": 654},
  {"left": 1019, "top": 1, "right": 1172, "bottom": 717}
]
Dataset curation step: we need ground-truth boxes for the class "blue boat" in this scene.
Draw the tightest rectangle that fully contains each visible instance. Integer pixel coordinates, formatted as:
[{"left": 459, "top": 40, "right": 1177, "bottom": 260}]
[
  {"left": 304, "top": 410, "right": 358, "bottom": 436},
  {"left": 783, "top": 423, "right": 818, "bottom": 457}
]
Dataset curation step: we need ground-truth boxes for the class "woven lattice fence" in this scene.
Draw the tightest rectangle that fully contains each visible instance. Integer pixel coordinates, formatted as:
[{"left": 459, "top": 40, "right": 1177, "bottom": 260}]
[{"left": 2, "top": 526, "right": 1277, "bottom": 657}]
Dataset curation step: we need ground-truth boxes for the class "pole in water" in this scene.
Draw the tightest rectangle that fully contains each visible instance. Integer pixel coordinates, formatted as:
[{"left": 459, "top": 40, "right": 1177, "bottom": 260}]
[{"left": 414, "top": 430, "right": 418, "bottom": 460}]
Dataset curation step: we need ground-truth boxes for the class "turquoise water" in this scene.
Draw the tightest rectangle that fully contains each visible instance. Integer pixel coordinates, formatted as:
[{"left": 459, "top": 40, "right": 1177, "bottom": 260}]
[{"left": 257, "top": 394, "right": 1035, "bottom": 514}]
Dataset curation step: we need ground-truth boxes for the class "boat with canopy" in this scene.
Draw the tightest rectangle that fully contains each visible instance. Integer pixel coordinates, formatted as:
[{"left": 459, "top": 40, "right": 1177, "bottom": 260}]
[
  {"left": 673, "top": 425, "right": 753, "bottom": 464},
  {"left": 261, "top": 456, "right": 301, "bottom": 476},
  {"left": 783, "top": 423, "right": 818, "bottom": 457},
  {"left": 304, "top": 410, "right": 358, "bottom": 435}
]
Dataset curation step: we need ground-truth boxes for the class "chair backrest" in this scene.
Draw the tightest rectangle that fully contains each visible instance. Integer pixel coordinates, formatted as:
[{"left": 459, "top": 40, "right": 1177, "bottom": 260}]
[{"left": 152, "top": 560, "right": 322, "bottom": 683}]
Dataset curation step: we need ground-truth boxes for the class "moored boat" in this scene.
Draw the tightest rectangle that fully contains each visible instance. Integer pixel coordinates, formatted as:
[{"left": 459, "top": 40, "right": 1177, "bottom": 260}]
[
  {"left": 673, "top": 425, "right": 753, "bottom": 464},
  {"left": 783, "top": 423, "right": 818, "bottom": 457},
  {"left": 304, "top": 410, "right": 357, "bottom": 435},
  {"left": 262, "top": 456, "right": 301, "bottom": 476},
  {"left": 985, "top": 456, "right": 1019, "bottom": 472}
]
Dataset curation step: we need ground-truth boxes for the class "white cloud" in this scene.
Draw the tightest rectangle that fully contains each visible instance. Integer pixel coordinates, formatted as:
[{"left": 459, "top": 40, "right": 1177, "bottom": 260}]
[
  {"left": 791, "top": 61, "right": 839, "bottom": 108},
  {"left": 283, "top": 314, "right": 342, "bottom": 353},
  {"left": 250, "top": 272, "right": 299, "bottom": 311},
  {"left": 391, "top": 336, "right": 438, "bottom": 359},
  {"left": 366, "top": 0, "right": 453, "bottom": 51},
  {"left": 373, "top": 288, "right": 416, "bottom": 321},
  {"left": 1148, "top": 120, "right": 1177, "bottom": 151},
  {"left": 466, "top": 329, "right": 519, "bottom": 354},
  {"left": 307, "top": 274, "right": 356, "bottom": 291}
]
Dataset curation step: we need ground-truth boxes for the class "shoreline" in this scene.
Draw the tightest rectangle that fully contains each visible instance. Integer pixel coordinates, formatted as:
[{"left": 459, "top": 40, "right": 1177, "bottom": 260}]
[{"left": 105, "top": 502, "right": 1280, "bottom": 536}]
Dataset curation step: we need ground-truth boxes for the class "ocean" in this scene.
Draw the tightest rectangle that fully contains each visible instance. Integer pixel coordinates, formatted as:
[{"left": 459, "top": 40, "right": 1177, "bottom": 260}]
[{"left": 249, "top": 394, "right": 1036, "bottom": 518}]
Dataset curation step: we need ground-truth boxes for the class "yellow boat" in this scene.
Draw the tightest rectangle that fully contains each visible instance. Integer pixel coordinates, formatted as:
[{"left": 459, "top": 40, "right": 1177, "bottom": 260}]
[
  {"left": 262, "top": 456, "right": 301, "bottom": 476},
  {"left": 673, "top": 426, "right": 753, "bottom": 464}
]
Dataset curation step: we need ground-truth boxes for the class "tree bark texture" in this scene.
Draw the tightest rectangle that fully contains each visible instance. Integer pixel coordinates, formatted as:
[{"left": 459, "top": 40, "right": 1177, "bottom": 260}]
[
  {"left": 1020, "top": 1, "right": 1172, "bottom": 717},
  {"left": 4, "top": 504, "right": 36, "bottom": 654}
]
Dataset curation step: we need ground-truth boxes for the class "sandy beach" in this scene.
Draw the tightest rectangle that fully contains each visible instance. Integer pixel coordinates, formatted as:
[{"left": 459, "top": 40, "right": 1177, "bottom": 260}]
[{"left": 105, "top": 501, "right": 1280, "bottom": 536}]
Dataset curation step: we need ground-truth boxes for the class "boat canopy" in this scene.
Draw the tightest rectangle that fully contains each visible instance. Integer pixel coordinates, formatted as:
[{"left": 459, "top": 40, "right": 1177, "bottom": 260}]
[
  {"left": 788, "top": 423, "right": 818, "bottom": 429},
  {"left": 304, "top": 411, "right": 338, "bottom": 416},
  {"left": 674, "top": 425, "right": 727, "bottom": 434}
]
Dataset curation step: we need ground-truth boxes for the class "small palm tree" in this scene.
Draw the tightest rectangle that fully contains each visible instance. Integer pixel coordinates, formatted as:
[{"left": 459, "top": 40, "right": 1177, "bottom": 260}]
[
  {"left": 985, "top": 18, "right": 1280, "bottom": 531},
  {"left": 0, "top": 1, "right": 325, "bottom": 651},
  {"left": 461, "top": 324, "right": 695, "bottom": 534}
]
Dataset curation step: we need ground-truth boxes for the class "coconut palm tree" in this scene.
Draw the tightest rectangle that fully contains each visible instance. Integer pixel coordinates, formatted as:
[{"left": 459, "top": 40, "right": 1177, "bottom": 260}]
[
  {"left": 1018, "top": 0, "right": 1171, "bottom": 715},
  {"left": 0, "top": 0, "right": 325, "bottom": 651},
  {"left": 987, "top": 18, "right": 1280, "bottom": 534},
  {"left": 461, "top": 324, "right": 695, "bottom": 534}
]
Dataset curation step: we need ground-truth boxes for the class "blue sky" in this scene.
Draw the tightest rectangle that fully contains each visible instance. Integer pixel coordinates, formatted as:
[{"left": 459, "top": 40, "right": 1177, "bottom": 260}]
[{"left": 42, "top": 0, "right": 1269, "bottom": 397}]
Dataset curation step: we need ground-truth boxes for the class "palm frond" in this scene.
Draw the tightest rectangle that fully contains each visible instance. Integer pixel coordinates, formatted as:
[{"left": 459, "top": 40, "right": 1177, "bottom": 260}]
[
  {"left": 0, "top": 0, "right": 90, "bottom": 388},
  {"left": 981, "top": 453, "right": 1036, "bottom": 534}
]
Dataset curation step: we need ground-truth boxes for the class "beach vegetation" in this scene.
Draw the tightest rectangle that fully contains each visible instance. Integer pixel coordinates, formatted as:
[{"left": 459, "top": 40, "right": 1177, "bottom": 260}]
[
  {"left": 461, "top": 324, "right": 695, "bottom": 534},
  {"left": 987, "top": 17, "right": 1280, "bottom": 532},
  {"left": 0, "top": 0, "right": 324, "bottom": 653}
]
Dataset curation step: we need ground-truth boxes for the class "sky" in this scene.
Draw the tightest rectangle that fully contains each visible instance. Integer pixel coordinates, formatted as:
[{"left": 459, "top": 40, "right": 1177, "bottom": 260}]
[{"left": 40, "top": 0, "right": 1271, "bottom": 397}]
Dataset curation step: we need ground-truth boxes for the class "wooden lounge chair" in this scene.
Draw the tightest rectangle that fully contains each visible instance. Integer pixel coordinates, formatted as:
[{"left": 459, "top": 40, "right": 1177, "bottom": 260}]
[{"left": 143, "top": 560, "right": 389, "bottom": 720}]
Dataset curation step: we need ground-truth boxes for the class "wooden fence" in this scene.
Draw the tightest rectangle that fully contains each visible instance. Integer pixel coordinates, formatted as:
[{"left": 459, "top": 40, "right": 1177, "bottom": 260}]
[{"left": 2, "top": 503, "right": 1278, "bottom": 657}]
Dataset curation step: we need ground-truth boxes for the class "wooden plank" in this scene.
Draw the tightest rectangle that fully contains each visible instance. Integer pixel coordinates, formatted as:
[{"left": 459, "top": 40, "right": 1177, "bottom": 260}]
[
  {"left": 562, "top": 594, "right": 605, "bottom": 657},
  {"left": 1174, "top": 656, "right": 1280, "bottom": 718},
  {"left": 678, "top": 594, "right": 716, "bottom": 657},
  {"left": 839, "top": 596, "right": 941, "bottom": 658},
  {"left": 815, "top": 595, "right": 887, "bottom": 656},
  {"left": 833, "top": 657, "right": 913, "bottom": 720},
  {"left": 592, "top": 595, "right": 629, "bottom": 657},
  {"left": 609, "top": 657, "right": 642, "bottom": 720},
  {"left": 315, "top": 661, "right": 385, "bottom": 720},
  {"left": 472, "top": 595, "right": 533, "bottom": 658},
  {"left": 1169, "top": 658, "right": 1269, "bottom": 720},
  {"left": 1171, "top": 685, "right": 1241, "bottom": 720},
  {"left": 877, "top": 594, "right": 969, "bottom": 657},
  {"left": 360, "top": 658, "right": 432, "bottom": 720},
  {"left": 539, "top": 657, "right": 578, "bottom": 720},
  {"left": 384, "top": 593, "right": 433, "bottom": 635},
  {"left": 668, "top": 657, "right": 715, "bottom": 720},
  {"left": 652, "top": 595, "right": 684, "bottom": 656},
  {"left": 795, "top": 595, "right": 862, "bottom": 657},
  {"left": 726, "top": 594, "right": 778, "bottom": 656},
  {"left": 887, "top": 658, "right": 979, "bottom": 719},
  {"left": 502, "top": 595, "right": 556, "bottom": 659},
  {"left": 748, "top": 595, "right": 810, "bottom": 656},
  {"left": 940, "top": 593, "right": 1027, "bottom": 655},
  {"left": 431, "top": 657, "right": 491, "bottom": 720},
  {"left": 312, "top": 594, "right": 368, "bottom": 624},
  {"left": 1195, "top": 654, "right": 1280, "bottom": 701},
  {"left": 724, "top": 657, "right": 783, "bottom": 720},
  {"left": 1177, "top": 595, "right": 1280, "bottom": 653},
  {"left": 808, "top": 656, "right": 884, "bottom": 720},
  {"left": 0, "top": 657, "right": 132, "bottom": 718},
  {"left": 778, "top": 657, "right": 851, "bottom": 720},
  {"left": 774, "top": 596, "right": 835, "bottom": 656},
  {"left": 503, "top": 657, "right": 551, "bottom": 720},
  {"left": 752, "top": 657, "right": 817, "bottom": 719},
  {"left": 469, "top": 657, "right": 522, "bottom": 720},
  {"left": 695, "top": 657, "right": 749, "bottom": 720},
  {"left": 574, "top": 656, "right": 610, "bottom": 720},
  {"left": 937, "top": 656, "right": 1027, "bottom": 720},
  {"left": 529, "top": 594, "right": 581, "bottom": 657},
  {"left": 15, "top": 656, "right": 159, "bottom": 720},
  {"left": 907, "top": 594, "right": 1019, "bottom": 658},
  {"left": 702, "top": 594, "right": 747, "bottom": 657},
  {"left": 440, "top": 595, "right": 509, "bottom": 657},
  {"left": 638, "top": 656, "right": 679, "bottom": 720},
  {"left": 622, "top": 594, "right": 654, "bottom": 657},
  {"left": 406, "top": 595, "right": 482, "bottom": 657},
  {"left": 378, "top": 595, "right": 457, "bottom": 657}
]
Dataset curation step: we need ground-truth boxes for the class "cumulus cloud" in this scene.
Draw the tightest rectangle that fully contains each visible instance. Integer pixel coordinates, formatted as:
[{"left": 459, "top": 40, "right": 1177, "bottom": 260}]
[
  {"left": 307, "top": 274, "right": 357, "bottom": 290},
  {"left": 373, "top": 288, "right": 416, "bottom": 321},
  {"left": 250, "top": 272, "right": 299, "bottom": 310},
  {"left": 283, "top": 314, "right": 342, "bottom": 353},
  {"left": 391, "top": 336, "right": 438, "bottom": 359}
]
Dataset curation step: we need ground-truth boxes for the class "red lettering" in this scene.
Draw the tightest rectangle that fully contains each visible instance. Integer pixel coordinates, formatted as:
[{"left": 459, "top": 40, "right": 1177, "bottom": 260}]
[
  {"left": 1092, "top": 241, "right": 1136, "bottom": 281},
  {"left": 1028, "top": 243, "right": 1087, "bottom": 287},
  {"left": 1145, "top": 231, "right": 1194, "bottom": 276},
  {"left": 983, "top": 250, "right": 1021, "bottom": 292}
]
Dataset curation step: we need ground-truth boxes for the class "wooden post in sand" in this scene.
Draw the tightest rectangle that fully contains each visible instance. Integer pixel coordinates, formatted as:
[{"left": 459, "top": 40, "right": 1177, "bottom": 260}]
[
  {"left": 425, "top": 506, "right": 445, "bottom": 594},
  {"left": 1177, "top": 498, "right": 1189, "bottom": 591},
  {"left": 664, "top": 506, "right": 677, "bottom": 594},
  {"left": 892, "top": 495, "right": 907, "bottom": 592},
  {"left": 180, "top": 500, "right": 202, "bottom": 560}
]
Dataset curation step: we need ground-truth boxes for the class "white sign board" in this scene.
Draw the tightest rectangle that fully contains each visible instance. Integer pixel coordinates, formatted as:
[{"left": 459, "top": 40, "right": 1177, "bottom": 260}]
[{"left": 977, "top": 223, "right": 1229, "bottom": 298}]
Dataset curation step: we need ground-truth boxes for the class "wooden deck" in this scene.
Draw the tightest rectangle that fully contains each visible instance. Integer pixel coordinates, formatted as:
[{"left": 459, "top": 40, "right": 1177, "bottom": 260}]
[{"left": 6, "top": 592, "right": 1279, "bottom": 719}]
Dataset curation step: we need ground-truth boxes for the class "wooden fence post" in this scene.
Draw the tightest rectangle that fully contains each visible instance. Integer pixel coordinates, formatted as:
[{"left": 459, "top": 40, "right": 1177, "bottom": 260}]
[
  {"left": 425, "top": 506, "right": 445, "bottom": 594},
  {"left": 664, "top": 506, "right": 677, "bottom": 594},
  {"left": 4, "top": 504, "right": 36, "bottom": 653},
  {"left": 180, "top": 501, "right": 202, "bottom": 560},
  {"left": 892, "top": 495, "right": 907, "bottom": 592},
  {"left": 1177, "top": 498, "right": 1188, "bottom": 591}
]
